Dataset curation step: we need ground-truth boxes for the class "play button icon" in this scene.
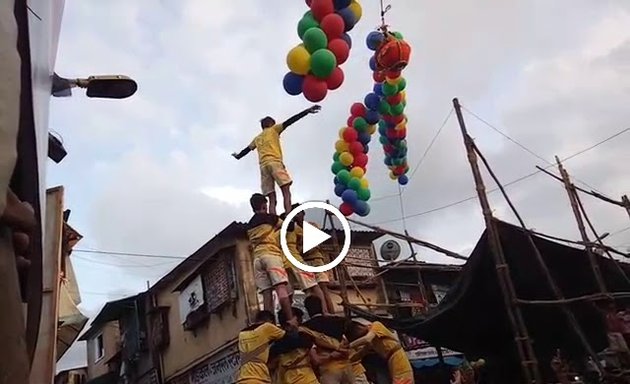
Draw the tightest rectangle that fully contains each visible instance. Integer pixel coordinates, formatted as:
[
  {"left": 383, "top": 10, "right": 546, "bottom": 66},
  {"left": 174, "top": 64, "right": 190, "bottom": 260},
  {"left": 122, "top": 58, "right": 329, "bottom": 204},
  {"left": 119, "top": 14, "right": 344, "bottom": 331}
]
[
  {"left": 280, "top": 201, "right": 351, "bottom": 273},
  {"left": 302, "top": 221, "right": 331, "bottom": 253}
]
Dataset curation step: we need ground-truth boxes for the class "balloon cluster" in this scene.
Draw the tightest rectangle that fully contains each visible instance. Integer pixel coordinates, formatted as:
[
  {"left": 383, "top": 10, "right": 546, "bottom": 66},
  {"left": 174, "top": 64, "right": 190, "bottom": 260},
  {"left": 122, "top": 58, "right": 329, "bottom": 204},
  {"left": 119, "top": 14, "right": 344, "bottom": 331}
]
[
  {"left": 283, "top": 0, "right": 363, "bottom": 102},
  {"left": 367, "top": 30, "right": 412, "bottom": 186},
  {"left": 330, "top": 101, "right": 377, "bottom": 217}
]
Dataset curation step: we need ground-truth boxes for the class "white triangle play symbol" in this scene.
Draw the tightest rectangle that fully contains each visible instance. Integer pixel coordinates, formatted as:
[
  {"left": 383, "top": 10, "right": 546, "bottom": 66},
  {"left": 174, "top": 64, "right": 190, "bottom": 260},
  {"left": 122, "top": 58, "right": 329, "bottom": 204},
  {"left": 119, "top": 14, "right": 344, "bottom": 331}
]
[{"left": 302, "top": 221, "right": 331, "bottom": 253}]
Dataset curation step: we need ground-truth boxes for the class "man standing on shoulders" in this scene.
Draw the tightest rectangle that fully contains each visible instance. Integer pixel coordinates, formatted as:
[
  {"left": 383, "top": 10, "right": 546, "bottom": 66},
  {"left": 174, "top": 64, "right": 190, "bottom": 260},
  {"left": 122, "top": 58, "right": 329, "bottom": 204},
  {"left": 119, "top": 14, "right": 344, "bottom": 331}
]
[{"left": 232, "top": 105, "right": 321, "bottom": 215}]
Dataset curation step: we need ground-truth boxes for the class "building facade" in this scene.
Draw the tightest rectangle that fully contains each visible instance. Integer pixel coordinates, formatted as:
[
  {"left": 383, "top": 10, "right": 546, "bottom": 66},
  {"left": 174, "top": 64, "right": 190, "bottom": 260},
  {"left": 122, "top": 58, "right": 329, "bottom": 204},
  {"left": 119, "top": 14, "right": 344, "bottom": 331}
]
[{"left": 80, "top": 320, "right": 121, "bottom": 383}]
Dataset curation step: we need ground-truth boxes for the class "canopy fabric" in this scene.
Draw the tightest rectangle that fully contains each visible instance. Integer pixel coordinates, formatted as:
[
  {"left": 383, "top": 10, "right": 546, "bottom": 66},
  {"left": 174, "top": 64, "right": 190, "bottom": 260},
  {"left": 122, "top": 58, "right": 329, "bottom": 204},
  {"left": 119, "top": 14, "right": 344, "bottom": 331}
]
[{"left": 349, "top": 219, "right": 630, "bottom": 381}]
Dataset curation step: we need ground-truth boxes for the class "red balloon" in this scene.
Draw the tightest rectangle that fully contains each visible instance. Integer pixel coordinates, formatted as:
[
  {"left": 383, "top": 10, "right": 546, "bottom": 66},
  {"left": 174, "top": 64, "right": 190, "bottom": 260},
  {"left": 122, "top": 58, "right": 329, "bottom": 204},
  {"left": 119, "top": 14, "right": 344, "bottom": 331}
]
[
  {"left": 349, "top": 141, "right": 364, "bottom": 155},
  {"left": 384, "top": 144, "right": 395, "bottom": 154},
  {"left": 306, "top": 0, "right": 312, "bottom": 5},
  {"left": 391, "top": 114, "right": 405, "bottom": 124},
  {"left": 326, "top": 67, "right": 344, "bottom": 90},
  {"left": 303, "top": 75, "right": 328, "bottom": 102},
  {"left": 339, "top": 202, "right": 354, "bottom": 216},
  {"left": 350, "top": 103, "right": 366, "bottom": 117},
  {"left": 310, "top": 0, "right": 334, "bottom": 21},
  {"left": 383, "top": 115, "right": 396, "bottom": 124},
  {"left": 354, "top": 153, "right": 368, "bottom": 168},
  {"left": 327, "top": 39, "right": 350, "bottom": 65},
  {"left": 386, "top": 93, "right": 403, "bottom": 105},
  {"left": 321, "top": 14, "right": 345, "bottom": 39},
  {"left": 373, "top": 71, "right": 386, "bottom": 83},
  {"left": 394, "top": 167, "right": 405, "bottom": 176},
  {"left": 386, "top": 128, "right": 397, "bottom": 137},
  {"left": 342, "top": 127, "right": 359, "bottom": 142},
  {"left": 347, "top": 116, "right": 355, "bottom": 127},
  {"left": 386, "top": 69, "right": 401, "bottom": 78}
]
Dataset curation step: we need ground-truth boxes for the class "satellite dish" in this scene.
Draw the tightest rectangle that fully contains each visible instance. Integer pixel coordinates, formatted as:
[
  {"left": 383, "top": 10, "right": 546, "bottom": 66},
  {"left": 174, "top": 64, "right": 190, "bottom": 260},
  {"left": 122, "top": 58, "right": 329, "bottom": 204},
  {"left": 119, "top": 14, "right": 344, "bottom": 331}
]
[{"left": 380, "top": 240, "right": 401, "bottom": 261}]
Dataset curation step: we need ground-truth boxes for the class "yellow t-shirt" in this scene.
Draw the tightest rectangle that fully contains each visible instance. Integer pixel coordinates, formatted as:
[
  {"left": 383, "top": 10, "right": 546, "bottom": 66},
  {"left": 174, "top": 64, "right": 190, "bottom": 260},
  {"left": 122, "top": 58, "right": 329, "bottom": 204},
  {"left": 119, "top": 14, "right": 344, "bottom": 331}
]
[
  {"left": 349, "top": 347, "right": 367, "bottom": 376},
  {"left": 284, "top": 228, "right": 305, "bottom": 269},
  {"left": 277, "top": 347, "right": 318, "bottom": 384},
  {"left": 299, "top": 326, "right": 349, "bottom": 372},
  {"left": 236, "top": 322, "right": 286, "bottom": 383},
  {"left": 249, "top": 124, "right": 284, "bottom": 167},
  {"left": 370, "top": 321, "right": 413, "bottom": 375},
  {"left": 302, "top": 222, "right": 326, "bottom": 262},
  {"left": 247, "top": 213, "right": 283, "bottom": 259}
]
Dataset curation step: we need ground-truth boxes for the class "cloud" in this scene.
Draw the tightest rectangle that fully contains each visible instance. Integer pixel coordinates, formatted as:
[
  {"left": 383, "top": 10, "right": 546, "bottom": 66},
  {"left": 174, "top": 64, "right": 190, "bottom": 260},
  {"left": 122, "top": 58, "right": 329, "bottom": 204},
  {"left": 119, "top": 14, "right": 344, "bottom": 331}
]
[{"left": 49, "top": 0, "right": 630, "bottom": 317}]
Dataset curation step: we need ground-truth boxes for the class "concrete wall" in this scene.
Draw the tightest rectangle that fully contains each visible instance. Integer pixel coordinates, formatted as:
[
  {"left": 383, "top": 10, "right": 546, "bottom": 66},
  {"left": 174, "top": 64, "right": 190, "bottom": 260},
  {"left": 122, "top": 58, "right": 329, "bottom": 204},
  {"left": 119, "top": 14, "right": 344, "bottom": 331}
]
[
  {"left": 85, "top": 321, "right": 120, "bottom": 379},
  {"left": 158, "top": 239, "right": 258, "bottom": 382}
]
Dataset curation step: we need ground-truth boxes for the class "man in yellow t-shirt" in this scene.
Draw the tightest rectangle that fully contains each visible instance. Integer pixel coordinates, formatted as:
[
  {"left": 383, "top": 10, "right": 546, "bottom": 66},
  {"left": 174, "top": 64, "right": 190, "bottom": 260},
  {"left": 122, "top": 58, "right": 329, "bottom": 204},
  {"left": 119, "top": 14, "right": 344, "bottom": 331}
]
[
  {"left": 246, "top": 193, "right": 294, "bottom": 322},
  {"left": 237, "top": 311, "right": 291, "bottom": 384},
  {"left": 301, "top": 220, "right": 335, "bottom": 314},
  {"left": 232, "top": 105, "right": 321, "bottom": 215},
  {"left": 347, "top": 320, "right": 414, "bottom": 384}
]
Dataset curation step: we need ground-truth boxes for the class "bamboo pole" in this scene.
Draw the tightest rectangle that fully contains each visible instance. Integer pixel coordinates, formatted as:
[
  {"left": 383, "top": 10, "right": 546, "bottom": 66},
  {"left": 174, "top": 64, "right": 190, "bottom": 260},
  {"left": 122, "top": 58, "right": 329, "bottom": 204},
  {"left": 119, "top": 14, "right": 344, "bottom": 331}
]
[
  {"left": 573, "top": 191, "right": 630, "bottom": 286},
  {"left": 555, "top": 157, "right": 608, "bottom": 294},
  {"left": 622, "top": 195, "right": 630, "bottom": 221},
  {"left": 471, "top": 141, "right": 606, "bottom": 375},
  {"left": 453, "top": 98, "right": 541, "bottom": 383}
]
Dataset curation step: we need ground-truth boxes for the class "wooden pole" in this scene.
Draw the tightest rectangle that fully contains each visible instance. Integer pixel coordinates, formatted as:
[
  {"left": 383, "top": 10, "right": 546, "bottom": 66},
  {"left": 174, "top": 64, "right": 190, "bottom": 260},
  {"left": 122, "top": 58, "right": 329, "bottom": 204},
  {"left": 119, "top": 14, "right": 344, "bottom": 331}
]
[
  {"left": 403, "top": 229, "right": 429, "bottom": 311},
  {"left": 555, "top": 157, "right": 608, "bottom": 294},
  {"left": 453, "top": 98, "right": 541, "bottom": 383},
  {"left": 471, "top": 141, "right": 605, "bottom": 375},
  {"left": 324, "top": 201, "right": 351, "bottom": 318}
]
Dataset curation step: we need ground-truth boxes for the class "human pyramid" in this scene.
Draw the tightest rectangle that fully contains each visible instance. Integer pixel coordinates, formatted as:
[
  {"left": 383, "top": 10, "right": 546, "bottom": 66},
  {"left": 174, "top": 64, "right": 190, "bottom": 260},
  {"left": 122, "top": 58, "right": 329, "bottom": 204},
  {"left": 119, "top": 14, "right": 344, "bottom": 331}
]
[{"left": 230, "top": 1, "right": 417, "bottom": 382}]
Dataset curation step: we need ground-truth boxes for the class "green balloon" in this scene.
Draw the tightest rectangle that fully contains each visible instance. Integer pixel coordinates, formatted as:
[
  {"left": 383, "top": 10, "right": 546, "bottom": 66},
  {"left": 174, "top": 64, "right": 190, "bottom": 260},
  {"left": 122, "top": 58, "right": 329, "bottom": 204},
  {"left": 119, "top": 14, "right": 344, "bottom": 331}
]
[
  {"left": 353, "top": 117, "right": 368, "bottom": 132},
  {"left": 331, "top": 161, "right": 345, "bottom": 174},
  {"left": 337, "top": 169, "right": 351, "bottom": 184},
  {"left": 378, "top": 100, "right": 391, "bottom": 115},
  {"left": 310, "top": 49, "right": 337, "bottom": 78},
  {"left": 357, "top": 188, "right": 371, "bottom": 201},
  {"left": 298, "top": 11, "right": 319, "bottom": 39},
  {"left": 391, "top": 103, "right": 405, "bottom": 116},
  {"left": 348, "top": 177, "right": 362, "bottom": 191},
  {"left": 397, "top": 78, "right": 407, "bottom": 92},
  {"left": 402, "top": 99, "right": 407, "bottom": 107},
  {"left": 392, "top": 31, "right": 404, "bottom": 40},
  {"left": 303, "top": 27, "right": 328, "bottom": 54},
  {"left": 333, "top": 152, "right": 340, "bottom": 162},
  {"left": 382, "top": 82, "right": 398, "bottom": 96},
  {"left": 393, "top": 158, "right": 405, "bottom": 166},
  {"left": 398, "top": 140, "right": 408, "bottom": 148}
]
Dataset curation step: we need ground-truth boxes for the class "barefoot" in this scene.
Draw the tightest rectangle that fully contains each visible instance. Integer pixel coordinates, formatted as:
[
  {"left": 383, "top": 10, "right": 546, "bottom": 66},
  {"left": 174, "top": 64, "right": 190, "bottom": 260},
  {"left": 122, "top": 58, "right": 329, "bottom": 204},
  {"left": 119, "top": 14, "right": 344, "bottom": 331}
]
[{"left": 1, "top": 190, "right": 36, "bottom": 232}]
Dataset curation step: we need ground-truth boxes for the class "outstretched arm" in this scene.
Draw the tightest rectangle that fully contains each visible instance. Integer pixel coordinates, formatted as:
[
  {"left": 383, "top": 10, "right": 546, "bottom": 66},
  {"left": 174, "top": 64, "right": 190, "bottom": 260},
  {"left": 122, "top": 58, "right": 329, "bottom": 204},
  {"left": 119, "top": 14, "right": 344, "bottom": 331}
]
[
  {"left": 278, "top": 105, "right": 321, "bottom": 133},
  {"left": 232, "top": 142, "right": 256, "bottom": 160},
  {"left": 349, "top": 331, "right": 376, "bottom": 349}
]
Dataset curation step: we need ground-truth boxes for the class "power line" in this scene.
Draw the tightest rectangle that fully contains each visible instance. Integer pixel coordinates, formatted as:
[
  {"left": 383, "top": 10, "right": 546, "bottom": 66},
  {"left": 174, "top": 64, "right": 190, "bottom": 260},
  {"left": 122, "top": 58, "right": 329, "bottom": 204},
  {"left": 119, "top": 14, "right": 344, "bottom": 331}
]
[
  {"left": 369, "top": 126, "right": 630, "bottom": 225},
  {"left": 74, "top": 248, "right": 186, "bottom": 260},
  {"left": 72, "top": 254, "right": 178, "bottom": 268},
  {"left": 461, "top": 105, "right": 617, "bottom": 197}
]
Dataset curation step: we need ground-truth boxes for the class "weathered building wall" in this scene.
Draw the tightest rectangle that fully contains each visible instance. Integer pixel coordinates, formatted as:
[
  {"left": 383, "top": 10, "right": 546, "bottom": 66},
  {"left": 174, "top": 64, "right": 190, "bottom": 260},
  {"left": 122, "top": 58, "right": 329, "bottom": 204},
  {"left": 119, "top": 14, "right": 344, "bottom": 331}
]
[{"left": 85, "top": 321, "right": 120, "bottom": 379}]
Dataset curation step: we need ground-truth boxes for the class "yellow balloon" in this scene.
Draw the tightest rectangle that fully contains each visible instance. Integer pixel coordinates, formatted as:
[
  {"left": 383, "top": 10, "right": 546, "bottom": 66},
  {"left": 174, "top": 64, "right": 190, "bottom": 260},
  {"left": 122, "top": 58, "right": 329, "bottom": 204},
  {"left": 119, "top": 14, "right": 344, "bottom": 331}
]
[
  {"left": 401, "top": 90, "right": 407, "bottom": 101},
  {"left": 349, "top": 1, "right": 362, "bottom": 21},
  {"left": 395, "top": 122, "right": 406, "bottom": 131},
  {"left": 286, "top": 45, "right": 311, "bottom": 75},
  {"left": 335, "top": 140, "right": 349, "bottom": 153},
  {"left": 368, "top": 124, "right": 376, "bottom": 135},
  {"left": 339, "top": 127, "right": 346, "bottom": 139},
  {"left": 340, "top": 152, "right": 354, "bottom": 166},
  {"left": 389, "top": 171, "right": 397, "bottom": 180},
  {"left": 350, "top": 167, "right": 364, "bottom": 178},
  {"left": 360, "top": 178, "right": 369, "bottom": 188}
]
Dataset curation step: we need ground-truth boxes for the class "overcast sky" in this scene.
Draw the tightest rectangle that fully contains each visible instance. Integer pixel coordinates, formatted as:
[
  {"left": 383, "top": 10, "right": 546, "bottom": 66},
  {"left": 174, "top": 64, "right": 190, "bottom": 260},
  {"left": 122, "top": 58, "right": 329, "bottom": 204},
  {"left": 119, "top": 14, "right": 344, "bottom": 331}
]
[{"left": 52, "top": 0, "right": 630, "bottom": 370}]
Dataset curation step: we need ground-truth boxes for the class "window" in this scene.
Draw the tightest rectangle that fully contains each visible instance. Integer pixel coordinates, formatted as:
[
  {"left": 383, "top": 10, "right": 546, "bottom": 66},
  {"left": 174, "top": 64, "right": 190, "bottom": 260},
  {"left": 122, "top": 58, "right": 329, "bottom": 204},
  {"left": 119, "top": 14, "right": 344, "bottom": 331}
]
[
  {"left": 202, "top": 252, "right": 238, "bottom": 313},
  {"left": 94, "top": 334, "right": 104, "bottom": 361}
]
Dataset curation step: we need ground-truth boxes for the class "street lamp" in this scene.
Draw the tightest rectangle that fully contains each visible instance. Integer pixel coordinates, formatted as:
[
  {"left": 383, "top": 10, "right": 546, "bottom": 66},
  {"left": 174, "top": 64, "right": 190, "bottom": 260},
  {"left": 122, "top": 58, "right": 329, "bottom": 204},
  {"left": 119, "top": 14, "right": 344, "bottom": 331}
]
[{"left": 51, "top": 73, "right": 138, "bottom": 99}]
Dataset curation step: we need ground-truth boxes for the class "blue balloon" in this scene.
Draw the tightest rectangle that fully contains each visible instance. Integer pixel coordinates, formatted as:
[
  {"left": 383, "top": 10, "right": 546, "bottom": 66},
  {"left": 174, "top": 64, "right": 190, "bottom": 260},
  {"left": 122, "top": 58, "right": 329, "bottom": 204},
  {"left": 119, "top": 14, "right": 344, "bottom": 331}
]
[
  {"left": 364, "top": 93, "right": 380, "bottom": 111},
  {"left": 384, "top": 156, "right": 393, "bottom": 166},
  {"left": 283, "top": 72, "right": 303, "bottom": 96},
  {"left": 378, "top": 124, "right": 387, "bottom": 136},
  {"left": 358, "top": 132, "right": 371, "bottom": 145},
  {"left": 334, "top": 176, "right": 339, "bottom": 184},
  {"left": 373, "top": 83, "right": 383, "bottom": 96},
  {"left": 398, "top": 175, "right": 409, "bottom": 186},
  {"left": 341, "top": 33, "right": 352, "bottom": 49},
  {"left": 337, "top": 7, "right": 356, "bottom": 31},
  {"left": 335, "top": 183, "right": 346, "bottom": 197},
  {"left": 365, "top": 110, "right": 380, "bottom": 125},
  {"left": 366, "top": 31, "right": 384, "bottom": 51},
  {"left": 363, "top": 144, "right": 369, "bottom": 153},
  {"left": 354, "top": 200, "right": 370, "bottom": 217},
  {"left": 341, "top": 189, "right": 359, "bottom": 204},
  {"left": 334, "top": 0, "right": 352, "bottom": 10},
  {"left": 369, "top": 56, "right": 377, "bottom": 71}
]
